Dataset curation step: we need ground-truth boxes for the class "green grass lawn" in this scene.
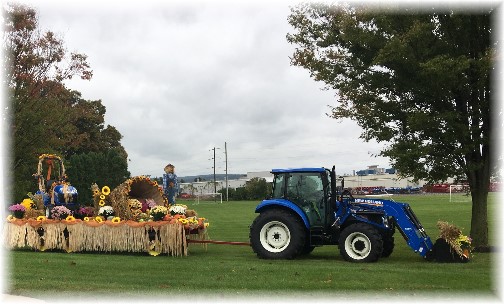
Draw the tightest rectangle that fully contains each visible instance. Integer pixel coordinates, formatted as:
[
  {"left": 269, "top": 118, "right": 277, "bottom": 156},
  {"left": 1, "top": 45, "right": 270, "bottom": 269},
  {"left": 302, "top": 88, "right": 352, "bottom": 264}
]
[{"left": 3, "top": 193, "right": 500, "bottom": 301}]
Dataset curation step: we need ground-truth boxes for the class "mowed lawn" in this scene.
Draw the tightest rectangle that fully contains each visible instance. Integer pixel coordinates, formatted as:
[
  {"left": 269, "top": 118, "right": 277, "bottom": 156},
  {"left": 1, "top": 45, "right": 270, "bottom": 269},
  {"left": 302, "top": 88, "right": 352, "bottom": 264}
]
[{"left": 4, "top": 193, "right": 500, "bottom": 301}]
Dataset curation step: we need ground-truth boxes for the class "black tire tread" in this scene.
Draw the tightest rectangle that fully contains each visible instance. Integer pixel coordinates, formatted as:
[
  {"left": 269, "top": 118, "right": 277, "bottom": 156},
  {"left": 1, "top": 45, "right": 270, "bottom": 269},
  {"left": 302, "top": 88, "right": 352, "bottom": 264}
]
[{"left": 250, "top": 209, "right": 306, "bottom": 259}]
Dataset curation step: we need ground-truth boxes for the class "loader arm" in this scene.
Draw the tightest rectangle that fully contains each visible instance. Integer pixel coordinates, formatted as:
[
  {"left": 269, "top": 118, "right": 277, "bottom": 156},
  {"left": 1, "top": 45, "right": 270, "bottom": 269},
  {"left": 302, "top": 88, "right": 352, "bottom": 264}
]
[{"left": 382, "top": 200, "right": 433, "bottom": 257}]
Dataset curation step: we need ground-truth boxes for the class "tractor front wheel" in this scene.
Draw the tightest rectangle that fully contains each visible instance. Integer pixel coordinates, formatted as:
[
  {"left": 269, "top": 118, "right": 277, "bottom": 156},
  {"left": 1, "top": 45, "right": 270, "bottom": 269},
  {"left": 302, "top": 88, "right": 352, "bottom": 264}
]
[
  {"left": 339, "top": 223, "right": 383, "bottom": 262},
  {"left": 250, "top": 209, "right": 306, "bottom": 259}
]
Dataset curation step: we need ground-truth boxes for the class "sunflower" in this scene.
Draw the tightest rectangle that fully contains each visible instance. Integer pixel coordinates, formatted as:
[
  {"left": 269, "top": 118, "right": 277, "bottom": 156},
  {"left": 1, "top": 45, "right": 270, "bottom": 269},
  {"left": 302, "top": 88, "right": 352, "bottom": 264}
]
[
  {"left": 36, "top": 215, "right": 47, "bottom": 221},
  {"left": 99, "top": 195, "right": 106, "bottom": 200},
  {"left": 95, "top": 216, "right": 104, "bottom": 223},
  {"left": 6, "top": 215, "right": 15, "bottom": 222},
  {"left": 101, "top": 186, "right": 111, "bottom": 195},
  {"left": 204, "top": 223, "right": 210, "bottom": 228},
  {"left": 112, "top": 217, "right": 121, "bottom": 223},
  {"left": 65, "top": 215, "right": 76, "bottom": 221},
  {"left": 93, "top": 189, "right": 100, "bottom": 196},
  {"left": 83, "top": 217, "right": 90, "bottom": 222},
  {"left": 99, "top": 200, "right": 106, "bottom": 206},
  {"left": 178, "top": 218, "right": 189, "bottom": 225}
]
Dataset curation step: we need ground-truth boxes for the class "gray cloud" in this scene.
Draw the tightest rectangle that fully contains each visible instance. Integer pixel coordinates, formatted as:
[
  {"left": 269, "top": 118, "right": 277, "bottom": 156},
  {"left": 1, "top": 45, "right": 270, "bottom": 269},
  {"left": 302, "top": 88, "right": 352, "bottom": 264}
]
[{"left": 28, "top": 0, "right": 391, "bottom": 177}]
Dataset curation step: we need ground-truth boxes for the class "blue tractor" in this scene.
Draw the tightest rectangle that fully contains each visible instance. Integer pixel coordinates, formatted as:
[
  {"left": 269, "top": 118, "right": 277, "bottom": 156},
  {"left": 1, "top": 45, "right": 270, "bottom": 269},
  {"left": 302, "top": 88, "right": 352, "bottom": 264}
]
[
  {"left": 250, "top": 167, "right": 433, "bottom": 262},
  {"left": 34, "top": 154, "right": 79, "bottom": 218}
]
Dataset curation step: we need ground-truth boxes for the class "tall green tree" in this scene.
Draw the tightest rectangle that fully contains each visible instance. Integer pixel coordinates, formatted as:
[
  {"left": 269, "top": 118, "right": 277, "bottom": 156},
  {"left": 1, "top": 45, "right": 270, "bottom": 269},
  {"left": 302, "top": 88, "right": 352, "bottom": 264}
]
[
  {"left": 287, "top": 4, "right": 496, "bottom": 250},
  {"left": 4, "top": 4, "right": 128, "bottom": 202},
  {"left": 66, "top": 149, "right": 130, "bottom": 205},
  {"left": 4, "top": 4, "right": 92, "bottom": 201}
]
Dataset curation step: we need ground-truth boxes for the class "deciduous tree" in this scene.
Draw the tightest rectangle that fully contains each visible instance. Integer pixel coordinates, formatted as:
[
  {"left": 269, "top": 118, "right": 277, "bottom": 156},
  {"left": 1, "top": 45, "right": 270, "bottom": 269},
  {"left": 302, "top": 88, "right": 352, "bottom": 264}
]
[{"left": 287, "top": 4, "right": 496, "bottom": 249}]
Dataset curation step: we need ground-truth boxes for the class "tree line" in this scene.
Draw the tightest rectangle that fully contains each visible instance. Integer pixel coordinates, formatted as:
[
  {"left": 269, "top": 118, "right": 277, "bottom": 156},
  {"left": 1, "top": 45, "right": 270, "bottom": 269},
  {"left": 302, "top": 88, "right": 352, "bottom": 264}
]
[{"left": 4, "top": 4, "right": 130, "bottom": 204}]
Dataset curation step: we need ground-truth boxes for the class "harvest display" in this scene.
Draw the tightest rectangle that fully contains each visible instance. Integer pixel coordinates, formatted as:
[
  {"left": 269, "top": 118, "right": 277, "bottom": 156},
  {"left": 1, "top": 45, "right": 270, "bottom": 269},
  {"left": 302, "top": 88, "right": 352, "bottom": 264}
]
[{"left": 4, "top": 155, "right": 208, "bottom": 256}]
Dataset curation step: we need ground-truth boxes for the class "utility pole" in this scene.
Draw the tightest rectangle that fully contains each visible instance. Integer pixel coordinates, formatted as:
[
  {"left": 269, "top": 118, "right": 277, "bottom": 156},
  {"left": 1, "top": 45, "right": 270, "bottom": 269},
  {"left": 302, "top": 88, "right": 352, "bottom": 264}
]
[
  {"left": 212, "top": 147, "right": 216, "bottom": 194},
  {"left": 225, "top": 142, "right": 228, "bottom": 201}
]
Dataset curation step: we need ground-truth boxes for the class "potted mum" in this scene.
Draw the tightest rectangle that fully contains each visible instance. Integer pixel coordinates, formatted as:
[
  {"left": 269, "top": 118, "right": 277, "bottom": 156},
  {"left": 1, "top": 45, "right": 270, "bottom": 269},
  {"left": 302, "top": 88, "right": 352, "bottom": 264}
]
[
  {"left": 51, "top": 205, "right": 72, "bottom": 220},
  {"left": 98, "top": 206, "right": 115, "bottom": 220},
  {"left": 8, "top": 204, "right": 26, "bottom": 219},
  {"left": 169, "top": 204, "right": 187, "bottom": 216},
  {"left": 150, "top": 206, "right": 168, "bottom": 221},
  {"left": 74, "top": 206, "right": 95, "bottom": 220}
]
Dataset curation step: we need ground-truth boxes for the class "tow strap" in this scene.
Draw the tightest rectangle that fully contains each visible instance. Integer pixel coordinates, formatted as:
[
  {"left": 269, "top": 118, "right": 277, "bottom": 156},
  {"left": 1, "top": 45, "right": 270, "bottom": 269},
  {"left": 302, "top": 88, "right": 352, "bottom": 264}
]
[{"left": 187, "top": 239, "right": 251, "bottom": 246}]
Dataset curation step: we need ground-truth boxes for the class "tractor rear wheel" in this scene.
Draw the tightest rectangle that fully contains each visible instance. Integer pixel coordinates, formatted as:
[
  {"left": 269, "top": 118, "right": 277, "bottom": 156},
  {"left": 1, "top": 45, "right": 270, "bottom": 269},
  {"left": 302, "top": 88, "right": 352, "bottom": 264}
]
[
  {"left": 339, "top": 223, "right": 383, "bottom": 262},
  {"left": 250, "top": 209, "right": 306, "bottom": 259}
]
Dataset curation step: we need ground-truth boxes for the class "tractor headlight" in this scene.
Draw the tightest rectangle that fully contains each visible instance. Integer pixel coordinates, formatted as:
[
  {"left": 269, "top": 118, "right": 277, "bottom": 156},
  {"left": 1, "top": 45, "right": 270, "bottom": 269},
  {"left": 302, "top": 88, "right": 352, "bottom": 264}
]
[{"left": 382, "top": 216, "right": 389, "bottom": 228}]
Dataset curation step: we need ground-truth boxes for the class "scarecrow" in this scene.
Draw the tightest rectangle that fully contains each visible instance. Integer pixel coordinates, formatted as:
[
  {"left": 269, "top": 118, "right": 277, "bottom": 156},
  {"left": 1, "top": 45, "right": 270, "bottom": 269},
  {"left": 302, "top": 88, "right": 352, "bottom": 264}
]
[{"left": 163, "top": 164, "right": 178, "bottom": 205}]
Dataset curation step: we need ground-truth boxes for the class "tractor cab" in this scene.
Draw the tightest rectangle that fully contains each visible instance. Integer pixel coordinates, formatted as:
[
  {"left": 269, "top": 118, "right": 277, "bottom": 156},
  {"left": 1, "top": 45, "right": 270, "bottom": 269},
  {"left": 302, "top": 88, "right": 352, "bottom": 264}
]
[
  {"left": 270, "top": 168, "right": 333, "bottom": 228},
  {"left": 269, "top": 167, "right": 350, "bottom": 229}
]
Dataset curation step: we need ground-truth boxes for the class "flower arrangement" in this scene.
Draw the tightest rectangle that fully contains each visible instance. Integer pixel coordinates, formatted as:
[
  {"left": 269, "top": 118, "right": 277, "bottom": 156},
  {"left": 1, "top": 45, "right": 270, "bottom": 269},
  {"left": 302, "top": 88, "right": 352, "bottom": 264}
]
[
  {"left": 150, "top": 206, "right": 168, "bottom": 221},
  {"left": 169, "top": 204, "right": 187, "bottom": 215},
  {"left": 98, "top": 206, "right": 115, "bottom": 219},
  {"left": 20, "top": 198, "right": 36, "bottom": 211},
  {"left": 8, "top": 204, "right": 26, "bottom": 219},
  {"left": 91, "top": 183, "right": 111, "bottom": 208},
  {"left": 437, "top": 221, "right": 472, "bottom": 258},
  {"left": 128, "top": 199, "right": 142, "bottom": 210},
  {"left": 75, "top": 206, "right": 95, "bottom": 219},
  {"left": 51, "top": 205, "right": 72, "bottom": 220}
]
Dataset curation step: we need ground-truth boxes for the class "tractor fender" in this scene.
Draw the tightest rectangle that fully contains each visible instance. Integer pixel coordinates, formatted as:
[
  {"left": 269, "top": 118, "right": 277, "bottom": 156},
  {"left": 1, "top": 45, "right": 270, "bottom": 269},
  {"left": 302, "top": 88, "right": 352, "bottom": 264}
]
[{"left": 255, "top": 199, "right": 310, "bottom": 229}]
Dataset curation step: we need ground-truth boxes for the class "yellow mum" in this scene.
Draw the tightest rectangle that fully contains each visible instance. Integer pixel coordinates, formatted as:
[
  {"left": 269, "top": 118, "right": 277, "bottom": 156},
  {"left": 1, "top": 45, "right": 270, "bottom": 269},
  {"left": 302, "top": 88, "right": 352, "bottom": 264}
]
[
  {"left": 36, "top": 215, "right": 47, "bottom": 221},
  {"left": 101, "top": 186, "right": 111, "bottom": 195},
  {"left": 99, "top": 200, "right": 106, "bottom": 206},
  {"left": 65, "top": 215, "right": 76, "bottom": 221},
  {"left": 21, "top": 198, "right": 34, "bottom": 210},
  {"left": 112, "top": 217, "right": 121, "bottom": 223}
]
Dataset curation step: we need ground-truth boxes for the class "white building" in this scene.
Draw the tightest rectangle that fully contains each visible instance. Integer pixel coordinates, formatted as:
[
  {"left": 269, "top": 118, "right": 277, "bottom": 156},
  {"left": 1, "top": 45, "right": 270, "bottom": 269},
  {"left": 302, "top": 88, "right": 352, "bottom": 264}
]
[{"left": 178, "top": 167, "right": 445, "bottom": 196}]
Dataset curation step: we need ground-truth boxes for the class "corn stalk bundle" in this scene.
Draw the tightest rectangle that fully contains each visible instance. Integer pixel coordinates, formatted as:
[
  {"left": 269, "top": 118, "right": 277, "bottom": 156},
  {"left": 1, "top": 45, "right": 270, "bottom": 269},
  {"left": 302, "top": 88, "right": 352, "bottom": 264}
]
[{"left": 436, "top": 220, "right": 466, "bottom": 257}]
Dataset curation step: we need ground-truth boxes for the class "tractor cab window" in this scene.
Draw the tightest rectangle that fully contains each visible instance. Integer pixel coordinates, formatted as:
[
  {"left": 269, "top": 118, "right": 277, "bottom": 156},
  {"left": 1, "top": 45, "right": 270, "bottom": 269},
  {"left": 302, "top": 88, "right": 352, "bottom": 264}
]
[
  {"left": 272, "top": 174, "right": 285, "bottom": 198},
  {"left": 286, "top": 172, "right": 324, "bottom": 226}
]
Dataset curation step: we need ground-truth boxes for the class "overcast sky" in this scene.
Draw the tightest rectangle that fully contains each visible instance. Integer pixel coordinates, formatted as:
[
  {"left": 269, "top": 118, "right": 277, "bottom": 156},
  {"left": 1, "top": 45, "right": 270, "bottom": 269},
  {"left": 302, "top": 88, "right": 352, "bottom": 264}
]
[{"left": 14, "top": 0, "right": 396, "bottom": 178}]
